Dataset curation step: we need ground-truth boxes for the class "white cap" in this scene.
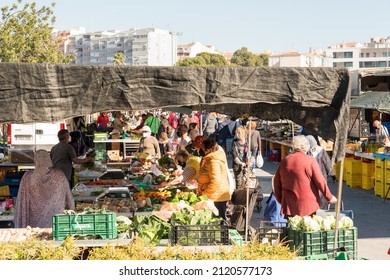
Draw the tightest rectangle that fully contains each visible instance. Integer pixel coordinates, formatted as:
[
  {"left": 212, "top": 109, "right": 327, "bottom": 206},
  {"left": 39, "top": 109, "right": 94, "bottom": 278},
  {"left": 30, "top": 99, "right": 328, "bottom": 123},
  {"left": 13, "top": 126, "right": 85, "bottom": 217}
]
[{"left": 141, "top": 126, "right": 151, "bottom": 132}]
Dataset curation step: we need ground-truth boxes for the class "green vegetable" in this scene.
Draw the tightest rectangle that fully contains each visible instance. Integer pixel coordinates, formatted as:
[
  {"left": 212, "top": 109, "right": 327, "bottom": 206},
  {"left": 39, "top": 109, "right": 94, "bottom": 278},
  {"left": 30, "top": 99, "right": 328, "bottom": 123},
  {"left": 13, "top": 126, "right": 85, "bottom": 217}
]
[{"left": 130, "top": 214, "right": 171, "bottom": 244}]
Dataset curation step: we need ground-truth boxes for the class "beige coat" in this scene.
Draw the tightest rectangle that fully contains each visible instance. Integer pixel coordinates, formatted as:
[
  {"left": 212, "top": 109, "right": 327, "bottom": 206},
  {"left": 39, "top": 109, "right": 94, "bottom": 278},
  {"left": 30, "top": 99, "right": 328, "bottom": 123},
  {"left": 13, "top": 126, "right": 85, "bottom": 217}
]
[{"left": 197, "top": 147, "right": 230, "bottom": 202}]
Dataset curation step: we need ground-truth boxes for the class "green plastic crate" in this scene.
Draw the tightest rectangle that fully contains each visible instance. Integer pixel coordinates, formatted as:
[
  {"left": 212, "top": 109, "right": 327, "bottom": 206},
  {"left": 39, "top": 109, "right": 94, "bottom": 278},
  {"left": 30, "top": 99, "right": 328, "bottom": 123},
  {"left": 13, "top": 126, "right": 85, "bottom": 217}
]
[
  {"left": 52, "top": 212, "right": 118, "bottom": 240},
  {"left": 229, "top": 229, "right": 243, "bottom": 246},
  {"left": 286, "top": 227, "right": 357, "bottom": 260},
  {"left": 170, "top": 221, "right": 229, "bottom": 246}
]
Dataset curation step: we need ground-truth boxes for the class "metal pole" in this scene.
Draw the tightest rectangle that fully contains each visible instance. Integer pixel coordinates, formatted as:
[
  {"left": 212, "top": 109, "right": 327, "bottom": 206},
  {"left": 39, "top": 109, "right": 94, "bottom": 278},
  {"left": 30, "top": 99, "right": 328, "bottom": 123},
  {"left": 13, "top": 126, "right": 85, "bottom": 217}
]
[{"left": 333, "top": 157, "right": 344, "bottom": 257}]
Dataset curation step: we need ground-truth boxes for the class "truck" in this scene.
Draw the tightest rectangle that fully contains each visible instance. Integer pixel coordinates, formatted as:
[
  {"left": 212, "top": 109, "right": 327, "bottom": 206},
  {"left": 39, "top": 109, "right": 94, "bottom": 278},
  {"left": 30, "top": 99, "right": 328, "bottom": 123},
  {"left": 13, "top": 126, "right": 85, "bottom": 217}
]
[{"left": 7, "top": 121, "right": 67, "bottom": 151}]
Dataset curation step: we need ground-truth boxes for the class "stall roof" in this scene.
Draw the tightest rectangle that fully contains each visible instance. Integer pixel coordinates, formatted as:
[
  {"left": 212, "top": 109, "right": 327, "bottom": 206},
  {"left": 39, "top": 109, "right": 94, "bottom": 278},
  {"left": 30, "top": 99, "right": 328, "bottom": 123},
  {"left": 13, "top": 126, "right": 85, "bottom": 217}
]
[
  {"left": 350, "top": 91, "right": 390, "bottom": 114},
  {"left": 0, "top": 62, "right": 351, "bottom": 160}
]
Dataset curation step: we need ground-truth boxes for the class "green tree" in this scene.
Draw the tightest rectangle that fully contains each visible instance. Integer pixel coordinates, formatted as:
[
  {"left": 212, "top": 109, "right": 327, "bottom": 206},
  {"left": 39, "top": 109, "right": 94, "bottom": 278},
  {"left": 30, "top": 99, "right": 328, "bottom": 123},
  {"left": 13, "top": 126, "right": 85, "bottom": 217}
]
[
  {"left": 0, "top": 0, "right": 74, "bottom": 63},
  {"left": 231, "top": 47, "right": 268, "bottom": 67},
  {"left": 114, "top": 51, "right": 125, "bottom": 65},
  {"left": 176, "top": 52, "right": 228, "bottom": 66}
]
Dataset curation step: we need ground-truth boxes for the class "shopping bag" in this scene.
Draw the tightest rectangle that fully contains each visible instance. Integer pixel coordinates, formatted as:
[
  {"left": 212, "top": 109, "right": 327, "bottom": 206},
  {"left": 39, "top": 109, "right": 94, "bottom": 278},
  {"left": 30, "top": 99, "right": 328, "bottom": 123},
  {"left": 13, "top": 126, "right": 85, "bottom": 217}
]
[{"left": 256, "top": 153, "right": 264, "bottom": 168}]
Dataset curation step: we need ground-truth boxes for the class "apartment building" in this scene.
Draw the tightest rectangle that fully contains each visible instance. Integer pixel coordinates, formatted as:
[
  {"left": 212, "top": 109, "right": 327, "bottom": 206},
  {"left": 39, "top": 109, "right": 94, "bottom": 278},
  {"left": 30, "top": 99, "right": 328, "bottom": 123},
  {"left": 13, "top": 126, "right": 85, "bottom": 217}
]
[
  {"left": 177, "top": 42, "right": 233, "bottom": 63},
  {"left": 268, "top": 49, "right": 330, "bottom": 67},
  {"left": 58, "top": 28, "right": 179, "bottom": 66},
  {"left": 325, "top": 37, "right": 390, "bottom": 70}
]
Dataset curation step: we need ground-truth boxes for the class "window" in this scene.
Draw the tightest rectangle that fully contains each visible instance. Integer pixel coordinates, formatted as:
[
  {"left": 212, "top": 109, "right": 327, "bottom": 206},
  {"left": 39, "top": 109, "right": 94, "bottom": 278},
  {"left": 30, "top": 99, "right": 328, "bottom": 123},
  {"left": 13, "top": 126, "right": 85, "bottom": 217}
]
[
  {"left": 366, "top": 53, "right": 370, "bottom": 58},
  {"left": 344, "top": 52, "right": 353, "bottom": 58},
  {"left": 360, "top": 53, "right": 364, "bottom": 58},
  {"left": 344, "top": 62, "right": 353, "bottom": 67}
]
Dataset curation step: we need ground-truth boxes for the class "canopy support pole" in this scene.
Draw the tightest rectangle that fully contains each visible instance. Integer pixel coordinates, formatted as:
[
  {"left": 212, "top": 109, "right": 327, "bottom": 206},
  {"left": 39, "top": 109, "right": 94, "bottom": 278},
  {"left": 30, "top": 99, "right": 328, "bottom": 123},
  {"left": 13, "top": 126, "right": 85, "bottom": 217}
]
[{"left": 333, "top": 157, "right": 344, "bottom": 257}]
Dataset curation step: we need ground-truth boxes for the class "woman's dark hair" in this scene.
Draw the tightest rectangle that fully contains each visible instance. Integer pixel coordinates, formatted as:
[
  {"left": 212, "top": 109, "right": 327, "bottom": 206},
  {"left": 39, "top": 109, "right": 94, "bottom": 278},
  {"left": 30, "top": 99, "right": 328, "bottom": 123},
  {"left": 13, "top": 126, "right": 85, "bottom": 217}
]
[{"left": 202, "top": 137, "right": 217, "bottom": 151}]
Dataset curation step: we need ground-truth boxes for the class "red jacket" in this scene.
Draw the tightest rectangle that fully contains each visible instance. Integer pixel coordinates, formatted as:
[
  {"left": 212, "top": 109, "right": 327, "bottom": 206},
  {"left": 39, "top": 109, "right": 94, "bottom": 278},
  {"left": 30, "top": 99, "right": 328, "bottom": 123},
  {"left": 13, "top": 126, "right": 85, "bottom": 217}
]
[{"left": 273, "top": 151, "right": 334, "bottom": 217}]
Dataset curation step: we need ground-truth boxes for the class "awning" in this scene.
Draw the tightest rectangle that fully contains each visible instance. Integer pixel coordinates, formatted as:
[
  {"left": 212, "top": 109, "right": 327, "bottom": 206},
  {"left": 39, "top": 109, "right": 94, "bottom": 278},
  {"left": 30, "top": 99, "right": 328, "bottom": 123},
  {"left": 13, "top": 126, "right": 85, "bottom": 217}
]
[{"left": 350, "top": 91, "right": 390, "bottom": 114}]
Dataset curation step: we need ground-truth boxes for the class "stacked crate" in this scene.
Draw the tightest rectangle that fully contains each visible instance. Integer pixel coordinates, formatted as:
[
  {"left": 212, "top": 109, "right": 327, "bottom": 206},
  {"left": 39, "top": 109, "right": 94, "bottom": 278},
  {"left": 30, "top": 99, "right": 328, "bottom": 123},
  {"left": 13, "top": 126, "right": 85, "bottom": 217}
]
[
  {"left": 345, "top": 158, "right": 362, "bottom": 188},
  {"left": 384, "top": 159, "right": 390, "bottom": 199},
  {"left": 374, "top": 156, "right": 385, "bottom": 197},
  {"left": 361, "top": 159, "right": 375, "bottom": 190}
]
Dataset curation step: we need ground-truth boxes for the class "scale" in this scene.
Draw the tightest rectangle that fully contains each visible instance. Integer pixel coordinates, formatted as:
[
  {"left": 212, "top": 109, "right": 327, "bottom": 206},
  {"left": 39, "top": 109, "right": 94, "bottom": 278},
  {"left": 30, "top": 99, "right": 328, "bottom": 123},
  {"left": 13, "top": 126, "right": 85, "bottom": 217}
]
[
  {"left": 95, "top": 187, "right": 131, "bottom": 200},
  {"left": 98, "top": 168, "right": 125, "bottom": 180}
]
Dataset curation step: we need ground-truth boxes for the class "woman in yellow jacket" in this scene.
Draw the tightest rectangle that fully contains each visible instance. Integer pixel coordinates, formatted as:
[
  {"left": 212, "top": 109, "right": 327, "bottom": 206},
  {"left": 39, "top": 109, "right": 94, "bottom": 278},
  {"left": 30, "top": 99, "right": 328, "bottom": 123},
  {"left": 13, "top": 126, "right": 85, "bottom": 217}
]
[{"left": 197, "top": 138, "right": 231, "bottom": 219}]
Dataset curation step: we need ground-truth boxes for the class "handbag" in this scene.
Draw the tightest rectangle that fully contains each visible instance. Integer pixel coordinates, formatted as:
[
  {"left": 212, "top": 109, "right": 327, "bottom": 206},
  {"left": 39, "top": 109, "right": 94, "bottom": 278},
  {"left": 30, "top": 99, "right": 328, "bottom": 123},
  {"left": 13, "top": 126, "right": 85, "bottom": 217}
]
[{"left": 256, "top": 153, "right": 264, "bottom": 168}]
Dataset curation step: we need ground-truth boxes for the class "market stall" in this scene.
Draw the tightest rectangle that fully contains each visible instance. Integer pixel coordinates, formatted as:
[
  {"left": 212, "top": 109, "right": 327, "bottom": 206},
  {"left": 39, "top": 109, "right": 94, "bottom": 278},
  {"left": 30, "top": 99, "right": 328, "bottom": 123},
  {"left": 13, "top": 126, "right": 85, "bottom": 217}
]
[{"left": 0, "top": 63, "right": 352, "bottom": 253}]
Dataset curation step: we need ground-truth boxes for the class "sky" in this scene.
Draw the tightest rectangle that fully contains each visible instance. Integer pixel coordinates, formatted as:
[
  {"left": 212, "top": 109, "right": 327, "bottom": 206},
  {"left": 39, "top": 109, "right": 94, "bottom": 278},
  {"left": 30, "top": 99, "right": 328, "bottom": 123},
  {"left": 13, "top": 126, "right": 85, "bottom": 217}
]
[{"left": 2, "top": 0, "right": 390, "bottom": 53}]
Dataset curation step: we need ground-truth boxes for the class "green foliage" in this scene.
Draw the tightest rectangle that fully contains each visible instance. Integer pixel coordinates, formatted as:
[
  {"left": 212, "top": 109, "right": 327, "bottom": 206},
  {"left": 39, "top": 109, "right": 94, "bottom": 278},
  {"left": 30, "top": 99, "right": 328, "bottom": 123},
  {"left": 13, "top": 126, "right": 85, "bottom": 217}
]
[
  {"left": 231, "top": 47, "right": 268, "bottom": 67},
  {"left": 114, "top": 51, "right": 125, "bottom": 65},
  {"left": 176, "top": 52, "right": 228, "bottom": 66},
  {"left": 0, "top": 0, "right": 74, "bottom": 63}
]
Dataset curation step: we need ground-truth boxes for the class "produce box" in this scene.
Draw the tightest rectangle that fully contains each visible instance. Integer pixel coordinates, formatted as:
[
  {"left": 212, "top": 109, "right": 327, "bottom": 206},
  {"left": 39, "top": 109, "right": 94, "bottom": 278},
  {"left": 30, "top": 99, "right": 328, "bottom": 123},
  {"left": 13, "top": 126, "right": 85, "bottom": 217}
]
[
  {"left": 257, "top": 221, "right": 287, "bottom": 244},
  {"left": 170, "top": 221, "right": 229, "bottom": 246},
  {"left": 286, "top": 227, "right": 357, "bottom": 259},
  {"left": 52, "top": 211, "right": 118, "bottom": 240}
]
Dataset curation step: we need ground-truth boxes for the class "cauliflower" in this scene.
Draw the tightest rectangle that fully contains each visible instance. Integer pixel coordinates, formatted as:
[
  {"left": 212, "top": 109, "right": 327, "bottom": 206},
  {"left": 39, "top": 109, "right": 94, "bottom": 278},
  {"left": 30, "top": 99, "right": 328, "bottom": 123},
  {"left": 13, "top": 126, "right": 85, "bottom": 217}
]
[
  {"left": 302, "top": 216, "right": 321, "bottom": 232},
  {"left": 288, "top": 215, "right": 302, "bottom": 230},
  {"left": 340, "top": 216, "right": 354, "bottom": 229}
]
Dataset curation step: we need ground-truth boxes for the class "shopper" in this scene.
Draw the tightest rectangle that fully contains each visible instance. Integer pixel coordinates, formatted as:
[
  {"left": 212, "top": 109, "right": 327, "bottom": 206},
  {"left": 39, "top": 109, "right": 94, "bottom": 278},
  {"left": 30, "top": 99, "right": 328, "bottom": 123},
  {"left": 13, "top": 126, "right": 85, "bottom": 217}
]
[
  {"left": 168, "top": 150, "right": 201, "bottom": 186},
  {"left": 232, "top": 126, "right": 248, "bottom": 189},
  {"left": 197, "top": 138, "right": 231, "bottom": 219},
  {"left": 14, "top": 150, "right": 75, "bottom": 228},
  {"left": 273, "top": 135, "right": 337, "bottom": 217}
]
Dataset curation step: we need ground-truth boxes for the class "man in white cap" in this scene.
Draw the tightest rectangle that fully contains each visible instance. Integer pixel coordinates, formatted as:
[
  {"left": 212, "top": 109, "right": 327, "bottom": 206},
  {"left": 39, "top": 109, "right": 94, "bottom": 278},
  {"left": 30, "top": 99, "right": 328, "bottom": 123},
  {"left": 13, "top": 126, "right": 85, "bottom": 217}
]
[{"left": 138, "top": 126, "right": 161, "bottom": 158}]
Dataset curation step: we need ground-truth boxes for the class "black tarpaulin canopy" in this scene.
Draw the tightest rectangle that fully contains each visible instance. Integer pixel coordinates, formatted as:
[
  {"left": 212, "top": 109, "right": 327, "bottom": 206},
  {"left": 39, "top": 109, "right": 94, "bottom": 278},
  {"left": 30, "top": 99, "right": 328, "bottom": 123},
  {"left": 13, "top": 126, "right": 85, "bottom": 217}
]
[
  {"left": 350, "top": 91, "right": 390, "bottom": 114},
  {"left": 0, "top": 62, "right": 351, "bottom": 161}
]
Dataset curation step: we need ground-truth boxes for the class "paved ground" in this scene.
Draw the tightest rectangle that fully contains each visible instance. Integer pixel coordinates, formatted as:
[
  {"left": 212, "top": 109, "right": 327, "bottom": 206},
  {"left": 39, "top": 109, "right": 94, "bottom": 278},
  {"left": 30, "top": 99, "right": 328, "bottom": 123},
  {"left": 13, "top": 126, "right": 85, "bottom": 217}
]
[{"left": 229, "top": 157, "right": 390, "bottom": 260}]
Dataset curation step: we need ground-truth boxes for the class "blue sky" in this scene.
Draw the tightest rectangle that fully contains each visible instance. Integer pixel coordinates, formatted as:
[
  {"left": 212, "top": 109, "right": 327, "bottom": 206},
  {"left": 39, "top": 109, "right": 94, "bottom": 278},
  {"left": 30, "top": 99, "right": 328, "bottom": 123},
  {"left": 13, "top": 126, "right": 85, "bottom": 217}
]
[{"left": 3, "top": 0, "right": 390, "bottom": 53}]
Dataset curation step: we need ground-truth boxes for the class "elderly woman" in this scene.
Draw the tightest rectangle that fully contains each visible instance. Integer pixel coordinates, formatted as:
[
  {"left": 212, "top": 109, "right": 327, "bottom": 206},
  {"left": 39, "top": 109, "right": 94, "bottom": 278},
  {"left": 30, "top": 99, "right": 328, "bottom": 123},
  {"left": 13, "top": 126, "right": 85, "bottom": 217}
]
[
  {"left": 14, "top": 150, "right": 75, "bottom": 228},
  {"left": 273, "top": 135, "right": 337, "bottom": 217}
]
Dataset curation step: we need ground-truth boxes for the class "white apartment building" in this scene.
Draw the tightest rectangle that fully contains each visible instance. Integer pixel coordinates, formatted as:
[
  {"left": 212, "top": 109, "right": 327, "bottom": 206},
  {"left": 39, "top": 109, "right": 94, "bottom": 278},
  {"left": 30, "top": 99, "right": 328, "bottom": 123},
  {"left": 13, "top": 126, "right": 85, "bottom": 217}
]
[
  {"left": 325, "top": 37, "right": 390, "bottom": 70},
  {"left": 61, "top": 28, "right": 179, "bottom": 66},
  {"left": 268, "top": 49, "right": 331, "bottom": 67},
  {"left": 177, "top": 42, "right": 219, "bottom": 61}
]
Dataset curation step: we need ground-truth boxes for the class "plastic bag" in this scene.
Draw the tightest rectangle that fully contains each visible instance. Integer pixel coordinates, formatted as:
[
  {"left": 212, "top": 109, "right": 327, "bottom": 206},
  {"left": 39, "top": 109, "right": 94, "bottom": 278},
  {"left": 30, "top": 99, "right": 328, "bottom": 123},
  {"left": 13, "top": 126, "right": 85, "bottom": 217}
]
[{"left": 256, "top": 153, "right": 264, "bottom": 168}]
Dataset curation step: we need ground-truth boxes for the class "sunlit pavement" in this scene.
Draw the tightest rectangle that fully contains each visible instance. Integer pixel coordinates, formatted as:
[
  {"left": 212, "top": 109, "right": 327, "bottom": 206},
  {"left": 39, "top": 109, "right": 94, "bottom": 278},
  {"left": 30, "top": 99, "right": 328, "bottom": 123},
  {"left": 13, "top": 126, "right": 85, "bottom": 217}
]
[{"left": 230, "top": 157, "right": 390, "bottom": 260}]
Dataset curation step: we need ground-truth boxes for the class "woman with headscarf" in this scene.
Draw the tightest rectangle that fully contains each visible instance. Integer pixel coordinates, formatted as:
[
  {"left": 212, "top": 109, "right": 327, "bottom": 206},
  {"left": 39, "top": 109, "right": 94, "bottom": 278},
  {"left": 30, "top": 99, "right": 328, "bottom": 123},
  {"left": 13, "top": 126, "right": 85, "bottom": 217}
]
[
  {"left": 306, "top": 135, "right": 336, "bottom": 209},
  {"left": 305, "top": 135, "right": 335, "bottom": 182},
  {"left": 14, "top": 150, "right": 75, "bottom": 228}
]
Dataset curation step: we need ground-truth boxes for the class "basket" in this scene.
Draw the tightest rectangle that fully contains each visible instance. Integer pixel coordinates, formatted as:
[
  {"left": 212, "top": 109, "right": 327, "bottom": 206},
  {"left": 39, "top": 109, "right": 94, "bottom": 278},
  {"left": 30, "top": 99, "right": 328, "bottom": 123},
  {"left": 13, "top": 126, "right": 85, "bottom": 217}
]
[
  {"left": 170, "top": 221, "right": 229, "bottom": 246},
  {"left": 257, "top": 221, "right": 287, "bottom": 244},
  {"left": 52, "top": 211, "right": 118, "bottom": 241}
]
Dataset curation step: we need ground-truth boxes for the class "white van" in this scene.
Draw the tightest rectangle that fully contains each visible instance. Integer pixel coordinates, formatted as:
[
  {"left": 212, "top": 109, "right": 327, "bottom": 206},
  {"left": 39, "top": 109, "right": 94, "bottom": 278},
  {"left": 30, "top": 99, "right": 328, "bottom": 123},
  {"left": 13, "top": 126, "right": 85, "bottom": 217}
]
[{"left": 7, "top": 122, "right": 66, "bottom": 151}]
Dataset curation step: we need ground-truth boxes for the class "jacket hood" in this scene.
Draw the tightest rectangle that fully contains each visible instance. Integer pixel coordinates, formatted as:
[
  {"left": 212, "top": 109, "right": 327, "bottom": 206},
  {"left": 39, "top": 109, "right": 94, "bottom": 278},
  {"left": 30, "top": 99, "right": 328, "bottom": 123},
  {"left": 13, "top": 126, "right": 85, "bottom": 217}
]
[{"left": 203, "top": 146, "right": 227, "bottom": 164}]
